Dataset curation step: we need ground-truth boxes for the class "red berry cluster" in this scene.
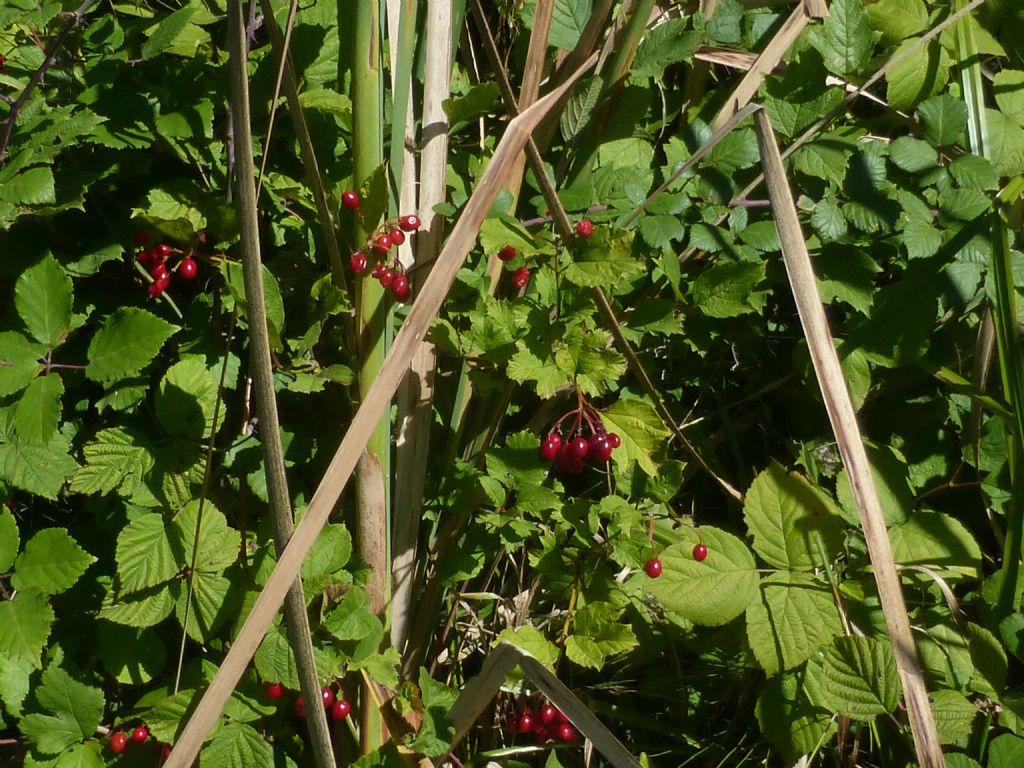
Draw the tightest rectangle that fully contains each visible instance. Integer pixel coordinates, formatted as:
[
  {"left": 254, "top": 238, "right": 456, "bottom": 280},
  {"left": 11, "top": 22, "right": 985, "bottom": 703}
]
[
  {"left": 343, "top": 189, "right": 419, "bottom": 304},
  {"left": 539, "top": 402, "right": 621, "bottom": 474},
  {"left": 506, "top": 701, "right": 578, "bottom": 745},
  {"left": 267, "top": 681, "right": 351, "bottom": 722},
  {"left": 108, "top": 723, "right": 150, "bottom": 754},
  {"left": 497, "top": 245, "right": 531, "bottom": 290},
  {"left": 132, "top": 229, "right": 198, "bottom": 299}
]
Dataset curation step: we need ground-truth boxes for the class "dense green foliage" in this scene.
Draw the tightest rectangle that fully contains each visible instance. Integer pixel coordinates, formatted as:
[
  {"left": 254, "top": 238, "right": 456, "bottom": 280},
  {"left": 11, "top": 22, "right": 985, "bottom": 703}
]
[{"left": 2, "top": 0, "right": 1024, "bottom": 766}]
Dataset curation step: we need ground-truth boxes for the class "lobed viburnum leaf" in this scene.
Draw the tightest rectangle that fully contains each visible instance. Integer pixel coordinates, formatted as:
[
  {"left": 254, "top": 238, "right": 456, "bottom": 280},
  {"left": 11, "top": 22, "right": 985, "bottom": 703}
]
[
  {"left": 600, "top": 397, "right": 669, "bottom": 476},
  {"left": 0, "top": 590, "right": 53, "bottom": 668},
  {"left": 85, "top": 308, "right": 178, "bottom": 384},
  {"left": 565, "top": 601, "right": 638, "bottom": 670},
  {"left": 19, "top": 665, "right": 104, "bottom": 755},
  {"left": 407, "top": 668, "right": 459, "bottom": 758},
  {"left": 507, "top": 340, "right": 570, "bottom": 399},
  {"left": 553, "top": 326, "right": 626, "bottom": 397},
  {"left": 11, "top": 528, "right": 95, "bottom": 595},
  {"left": 15, "top": 255, "right": 72, "bottom": 347},
  {"left": 496, "top": 626, "right": 560, "bottom": 670}
]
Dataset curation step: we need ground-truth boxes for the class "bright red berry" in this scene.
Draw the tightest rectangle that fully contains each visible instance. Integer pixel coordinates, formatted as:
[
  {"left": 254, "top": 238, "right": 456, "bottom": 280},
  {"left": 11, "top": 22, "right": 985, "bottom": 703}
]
[
  {"left": 349, "top": 251, "right": 368, "bottom": 273},
  {"left": 607, "top": 433, "right": 621, "bottom": 449},
  {"left": 575, "top": 219, "right": 593, "bottom": 238},
  {"left": 110, "top": 731, "right": 128, "bottom": 754},
  {"left": 266, "top": 682, "right": 285, "bottom": 700},
  {"left": 540, "top": 433, "right": 562, "bottom": 461},
  {"left": 399, "top": 214, "right": 420, "bottom": 231},
  {"left": 131, "top": 725, "right": 149, "bottom": 743},
  {"left": 342, "top": 190, "right": 360, "bottom": 209},
  {"left": 378, "top": 267, "right": 395, "bottom": 288},
  {"left": 372, "top": 233, "right": 392, "bottom": 254},
  {"left": 132, "top": 229, "right": 151, "bottom": 247},
  {"left": 693, "top": 543, "right": 708, "bottom": 562},
  {"left": 150, "top": 262, "right": 170, "bottom": 281},
  {"left": 294, "top": 697, "right": 307, "bottom": 718},
  {"left": 539, "top": 704, "right": 558, "bottom": 723},
  {"left": 137, "top": 249, "right": 157, "bottom": 267},
  {"left": 590, "top": 434, "right": 613, "bottom": 462},
  {"left": 512, "top": 267, "right": 530, "bottom": 289},
  {"left": 517, "top": 712, "right": 535, "bottom": 734},
  {"left": 147, "top": 276, "right": 171, "bottom": 298},
  {"left": 391, "top": 273, "right": 410, "bottom": 303},
  {"left": 569, "top": 436, "right": 590, "bottom": 460},
  {"left": 389, "top": 228, "right": 406, "bottom": 245},
  {"left": 154, "top": 243, "right": 172, "bottom": 258},
  {"left": 645, "top": 556, "right": 663, "bottom": 578},
  {"left": 179, "top": 257, "right": 198, "bottom": 280},
  {"left": 330, "top": 699, "right": 351, "bottom": 721},
  {"left": 498, "top": 245, "right": 517, "bottom": 262},
  {"left": 559, "top": 723, "right": 579, "bottom": 743},
  {"left": 370, "top": 262, "right": 385, "bottom": 279}
]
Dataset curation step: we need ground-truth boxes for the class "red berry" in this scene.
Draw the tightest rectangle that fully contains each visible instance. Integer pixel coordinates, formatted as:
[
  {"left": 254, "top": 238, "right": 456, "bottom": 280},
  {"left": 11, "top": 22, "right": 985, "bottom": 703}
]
[
  {"left": 161, "top": 744, "right": 173, "bottom": 762},
  {"left": 590, "top": 434, "right": 613, "bottom": 462},
  {"left": 391, "top": 273, "right": 410, "bottom": 303},
  {"left": 399, "top": 214, "right": 420, "bottom": 231},
  {"left": 178, "top": 257, "right": 198, "bottom": 280},
  {"left": 389, "top": 228, "right": 406, "bottom": 245},
  {"left": 378, "top": 267, "right": 394, "bottom": 288},
  {"left": 110, "top": 731, "right": 128, "bottom": 754},
  {"left": 0, "top": 55, "right": 7, "bottom": 68},
  {"left": 147, "top": 276, "right": 171, "bottom": 298},
  {"left": 372, "top": 233, "right": 392, "bottom": 254},
  {"left": 320, "top": 686, "right": 335, "bottom": 708},
  {"left": 645, "top": 556, "right": 663, "bottom": 578},
  {"left": 150, "top": 262, "right": 170, "bottom": 281},
  {"left": 154, "top": 243, "right": 172, "bottom": 258},
  {"left": 693, "top": 543, "right": 708, "bottom": 562},
  {"left": 569, "top": 436, "right": 590, "bottom": 460},
  {"left": 294, "top": 697, "right": 307, "bottom": 718},
  {"left": 132, "top": 229, "right": 151, "bottom": 247},
  {"left": 512, "top": 267, "right": 530, "bottom": 289},
  {"left": 330, "top": 699, "right": 351, "bottom": 721},
  {"left": 349, "top": 252, "right": 368, "bottom": 273},
  {"left": 131, "top": 725, "right": 149, "bottom": 743},
  {"left": 607, "top": 433, "right": 621, "bottom": 449},
  {"left": 540, "top": 433, "right": 562, "bottom": 461},
  {"left": 517, "top": 712, "right": 535, "bottom": 733},
  {"left": 370, "top": 262, "right": 385, "bottom": 279},
  {"left": 266, "top": 682, "right": 285, "bottom": 700},
  {"left": 575, "top": 219, "right": 593, "bottom": 238},
  {"left": 559, "top": 723, "right": 579, "bottom": 743},
  {"left": 539, "top": 704, "right": 558, "bottom": 723},
  {"left": 342, "top": 190, "right": 360, "bottom": 209},
  {"left": 498, "top": 245, "right": 517, "bottom": 262},
  {"left": 137, "top": 249, "right": 157, "bottom": 267}
]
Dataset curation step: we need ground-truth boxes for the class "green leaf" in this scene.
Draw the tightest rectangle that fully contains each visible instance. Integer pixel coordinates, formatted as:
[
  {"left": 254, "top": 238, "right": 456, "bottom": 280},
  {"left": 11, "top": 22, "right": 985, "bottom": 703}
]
[
  {"left": 563, "top": 231, "right": 646, "bottom": 288},
  {"left": 85, "top": 308, "right": 178, "bottom": 384},
  {"left": 600, "top": 397, "right": 670, "bottom": 476},
  {"left": 496, "top": 625, "right": 560, "bottom": 670},
  {"left": 323, "top": 587, "right": 383, "bottom": 644},
  {"left": 809, "top": 636, "right": 901, "bottom": 719},
  {"left": 847, "top": 278, "right": 937, "bottom": 366},
  {"left": 691, "top": 260, "right": 766, "bottom": 318},
  {"left": 917, "top": 94, "right": 968, "bottom": 147},
  {"left": 98, "top": 582, "right": 175, "bottom": 628},
  {"left": 645, "top": 526, "right": 758, "bottom": 626},
  {"left": 21, "top": 666, "right": 104, "bottom": 755},
  {"left": 116, "top": 513, "right": 180, "bottom": 594},
  {"left": 254, "top": 625, "right": 301, "bottom": 690},
  {"left": 986, "top": 108, "right": 1024, "bottom": 176},
  {"left": 350, "top": 647, "right": 401, "bottom": 689},
  {"left": 14, "top": 374, "right": 63, "bottom": 444},
  {"left": 744, "top": 461, "right": 846, "bottom": 570},
  {"left": 144, "top": 689, "right": 206, "bottom": 745},
  {"left": 794, "top": 142, "right": 851, "bottom": 186},
  {"left": 520, "top": 0, "right": 590, "bottom": 50},
  {"left": 638, "top": 215, "right": 685, "bottom": 249},
  {"left": 990, "top": 733, "right": 1024, "bottom": 768},
  {"left": 172, "top": 500, "right": 240, "bottom": 573},
  {"left": 174, "top": 569, "right": 235, "bottom": 642},
  {"left": 814, "top": 246, "right": 880, "bottom": 314},
  {"left": 96, "top": 623, "right": 166, "bottom": 685},
  {"left": 889, "top": 136, "right": 938, "bottom": 173},
  {"left": 0, "top": 166, "right": 56, "bottom": 206},
  {"left": 969, "top": 622, "right": 1007, "bottom": 696},
  {"left": 810, "top": 197, "right": 848, "bottom": 242},
  {"left": 0, "top": 589, "right": 53, "bottom": 668},
  {"left": 507, "top": 342, "right": 570, "bottom": 399},
  {"left": 220, "top": 261, "right": 285, "bottom": 351},
  {"left": 560, "top": 76, "right": 604, "bottom": 141},
  {"left": 15, "top": 255, "right": 72, "bottom": 347},
  {"left": 0, "top": 332, "right": 45, "bottom": 397},
  {"left": 885, "top": 39, "right": 950, "bottom": 111},
  {"left": 929, "top": 689, "right": 977, "bottom": 744},
  {"left": 0, "top": 436, "right": 77, "bottom": 500},
  {"left": 704, "top": 0, "right": 742, "bottom": 45},
  {"left": 0, "top": 506, "right": 19, "bottom": 572},
  {"left": 70, "top": 427, "right": 155, "bottom": 497},
  {"left": 746, "top": 573, "right": 843, "bottom": 676},
  {"left": 809, "top": 0, "right": 873, "bottom": 77},
  {"left": 565, "top": 602, "right": 637, "bottom": 670},
  {"left": 0, "top": 657, "right": 32, "bottom": 719},
  {"left": 901, "top": 218, "right": 942, "bottom": 260},
  {"left": 866, "top": 0, "right": 928, "bottom": 47},
  {"left": 198, "top": 721, "right": 272, "bottom": 768},
  {"left": 142, "top": 5, "right": 210, "bottom": 59},
  {"left": 54, "top": 742, "right": 103, "bottom": 768},
  {"left": 442, "top": 82, "right": 500, "bottom": 126},
  {"left": 156, "top": 358, "right": 222, "bottom": 440},
  {"left": 836, "top": 444, "right": 913, "bottom": 525},
  {"left": 994, "top": 70, "right": 1024, "bottom": 126},
  {"left": 888, "top": 511, "right": 982, "bottom": 580},
  {"left": 407, "top": 669, "right": 458, "bottom": 758},
  {"left": 632, "top": 18, "right": 700, "bottom": 79},
  {"left": 11, "top": 529, "right": 94, "bottom": 595},
  {"left": 756, "top": 672, "right": 836, "bottom": 765},
  {"left": 301, "top": 523, "right": 352, "bottom": 596},
  {"left": 552, "top": 326, "right": 626, "bottom": 397}
]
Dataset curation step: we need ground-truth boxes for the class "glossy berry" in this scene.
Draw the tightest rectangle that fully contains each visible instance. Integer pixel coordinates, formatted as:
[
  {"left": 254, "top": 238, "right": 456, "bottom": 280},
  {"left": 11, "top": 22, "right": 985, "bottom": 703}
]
[
  {"left": 559, "top": 723, "right": 579, "bottom": 743},
  {"left": 540, "top": 433, "right": 562, "bottom": 461},
  {"left": 132, "top": 725, "right": 149, "bottom": 743},
  {"left": 137, "top": 249, "right": 157, "bottom": 267},
  {"left": 372, "top": 233, "right": 392, "bottom": 254},
  {"left": 391, "top": 273, "right": 410, "bottom": 303},
  {"left": 370, "top": 262, "right": 385, "bottom": 279},
  {"left": 341, "top": 190, "right": 360, "bottom": 209},
  {"left": 569, "top": 436, "right": 590, "bottom": 460},
  {"left": 110, "top": 731, "right": 128, "bottom": 754},
  {"left": 320, "top": 686, "right": 335, "bottom": 707},
  {"left": 179, "top": 257, "right": 198, "bottom": 280},
  {"left": 349, "top": 252, "right": 368, "bottom": 273},
  {"left": 498, "top": 245, "right": 517, "bottom": 262},
  {"left": 590, "top": 434, "right": 613, "bottom": 462},
  {"left": 517, "top": 712, "right": 535, "bottom": 734},
  {"left": 154, "top": 243, "right": 172, "bottom": 258},
  {"left": 607, "top": 433, "right": 621, "bottom": 449},
  {"left": 539, "top": 703, "right": 558, "bottom": 724},
  {"left": 399, "top": 214, "right": 420, "bottom": 231},
  {"left": 512, "top": 267, "right": 530, "bottom": 289},
  {"left": 389, "top": 228, "right": 406, "bottom": 245},
  {"left": 294, "top": 696, "right": 307, "bottom": 718},
  {"left": 331, "top": 699, "right": 351, "bottom": 721},
  {"left": 645, "top": 556, "right": 663, "bottom": 579},
  {"left": 693, "top": 543, "right": 708, "bottom": 562},
  {"left": 150, "top": 262, "right": 170, "bottom": 281},
  {"left": 132, "top": 229, "right": 151, "bottom": 247},
  {"left": 266, "top": 682, "right": 285, "bottom": 700},
  {"left": 575, "top": 219, "right": 593, "bottom": 238},
  {"left": 147, "top": 276, "right": 171, "bottom": 298},
  {"left": 378, "top": 267, "right": 395, "bottom": 288}
]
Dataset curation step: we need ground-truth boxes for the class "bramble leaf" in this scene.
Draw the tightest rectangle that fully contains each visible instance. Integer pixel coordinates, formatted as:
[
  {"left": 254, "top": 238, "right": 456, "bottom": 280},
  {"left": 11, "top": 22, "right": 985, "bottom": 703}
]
[
  {"left": 15, "top": 255, "right": 72, "bottom": 347},
  {"left": 85, "top": 308, "right": 178, "bottom": 384},
  {"left": 11, "top": 528, "right": 95, "bottom": 595}
]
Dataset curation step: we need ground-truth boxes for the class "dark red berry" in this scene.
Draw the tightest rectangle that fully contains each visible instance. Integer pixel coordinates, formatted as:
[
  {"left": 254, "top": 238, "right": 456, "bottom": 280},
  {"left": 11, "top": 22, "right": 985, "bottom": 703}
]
[
  {"left": 372, "top": 233, "right": 392, "bottom": 254},
  {"left": 137, "top": 249, "right": 157, "bottom": 267},
  {"left": 606, "top": 433, "right": 621, "bottom": 449},
  {"left": 559, "top": 723, "right": 579, "bottom": 743},
  {"left": 693, "top": 543, "right": 708, "bottom": 562},
  {"left": 154, "top": 243, "right": 172, "bottom": 258},
  {"left": 330, "top": 699, "right": 351, "bottom": 721},
  {"left": 370, "top": 262, "right": 385, "bottom": 279},
  {"left": 391, "top": 273, "right": 410, "bottom": 303},
  {"left": 161, "top": 744, "right": 173, "bottom": 762},
  {"left": 132, "top": 229, "right": 151, "bottom": 247},
  {"left": 540, "top": 704, "right": 558, "bottom": 723},
  {"left": 294, "top": 697, "right": 307, "bottom": 718},
  {"left": 590, "top": 434, "right": 613, "bottom": 462},
  {"left": 569, "top": 436, "right": 590, "bottom": 460},
  {"left": 540, "top": 433, "right": 562, "bottom": 461},
  {"left": 645, "top": 557, "right": 663, "bottom": 578},
  {"left": 498, "top": 245, "right": 517, "bottom": 262},
  {"left": 266, "top": 682, "right": 285, "bottom": 700},
  {"left": 0, "top": 55, "right": 7, "bottom": 68},
  {"left": 179, "top": 257, "right": 198, "bottom": 280},
  {"left": 389, "top": 228, "right": 406, "bottom": 245},
  {"left": 342, "top": 190, "right": 360, "bottom": 209},
  {"left": 131, "top": 725, "right": 149, "bottom": 743},
  {"left": 512, "top": 267, "right": 530, "bottom": 289},
  {"left": 150, "top": 262, "right": 170, "bottom": 281},
  {"left": 147, "top": 276, "right": 171, "bottom": 298},
  {"left": 575, "top": 219, "right": 593, "bottom": 238},
  {"left": 110, "top": 731, "right": 128, "bottom": 754},
  {"left": 517, "top": 712, "right": 535, "bottom": 733},
  {"left": 378, "top": 267, "right": 394, "bottom": 288},
  {"left": 320, "top": 686, "right": 334, "bottom": 707},
  {"left": 349, "top": 252, "right": 368, "bottom": 273},
  {"left": 399, "top": 214, "right": 420, "bottom": 231}
]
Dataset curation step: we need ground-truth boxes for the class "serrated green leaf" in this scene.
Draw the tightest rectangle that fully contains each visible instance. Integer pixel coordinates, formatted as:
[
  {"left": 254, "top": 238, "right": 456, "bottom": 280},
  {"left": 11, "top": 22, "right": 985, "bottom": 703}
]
[
  {"left": 198, "top": 721, "right": 272, "bottom": 768},
  {"left": 507, "top": 342, "right": 570, "bottom": 399},
  {"left": 889, "top": 136, "right": 938, "bottom": 173},
  {"left": 645, "top": 526, "right": 758, "bottom": 626},
  {"left": 836, "top": 444, "right": 913, "bottom": 525},
  {"left": 746, "top": 573, "right": 843, "bottom": 676},
  {"left": 638, "top": 215, "right": 685, "bottom": 249},
  {"left": 0, "top": 656, "right": 32, "bottom": 719},
  {"left": 809, "top": 0, "right": 873, "bottom": 77},
  {"left": 85, "top": 308, "right": 177, "bottom": 384},
  {"left": 866, "top": 0, "right": 928, "bottom": 46},
  {"left": 408, "top": 669, "right": 458, "bottom": 758},
  {"left": 116, "top": 513, "right": 180, "bottom": 594},
  {"left": 496, "top": 626, "right": 560, "bottom": 670},
  {"left": 99, "top": 582, "right": 176, "bottom": 628},
  {"left": 756, "top": 672, "right": 836, "bottom": 765},
  {"left": 520, "top": 0, "right": 590, "bottom": 50},
  {"left": 990, "top": 733, "right": 1024, "bottom": 768},
  {"left": 174, "top": 569, "right": 236, "bottom": 642},
  {"left": 0, "top": 590, "right": 52, "bottom": 668},
  {"left": 142, "top": 5, "right": 209, "bottom": 59},
  {"left": 442, "top": 82, "right": 500, "bottom": 127},
  {"left": 565, "top": 602, "right": 637, "bottom": 670},
  {"left": 811, "top": 197, "right": 848, "bottom": 242},
  {"left": 929, "top": 689, "right": 978, "bottom": 744},
  {"left": 601, "top": 397, "right": 669, "bottom": 476},
  {"left": 156, "top": 358, "right": 222, "bottom": 440},
  {"left": 809, "top": 636, "right": 901, "bottom": 718},
  {"left": 889, "top": 511, "right": 982, "bottom": 580},
  {"left": 0, "top": 332, "right": 45, "bottom": 397},
  {"left": 14, "top": 374, "right": 63, "bottom": 444},
  {"left": 54, "top": 742, "right": 103, "bottom": 768},
  {"left": 479, "top": 216, "right": 541, "bottom": 259},
  {"left": 20, "top": 713, "right": 85, "bottom": 755},
  {"left": 0, "top": 506, "right": 19, "bottom": 572},
  {"left": 552, "top": 326, "right": 626, "bottom": 397},
  {"left": 350, "top": 647, "right": 401, "bottom": 688},
  {"left": 886, "top": 39, "right": 950, "bottom": 111},
  {"left": 563, "top": 232, "right": 646, "bottom": 287},
  {"left": 15, "top": 255, "right": 72, "bottom": 347},
  {"left": 254, "top": 625, "right": 301, "bottom": 690},
  {"left": 986, "top": 108, "right": 1024, "bottom": 176},
  {"left": 994, "top": 70, "right": 1024, "bottom": 126},
  {"left": 144, "top": 689, "right": 205, "bottom": 745},
  {"left": 794, "top": 142, "right": 851, "bottom": 186},
  {"left": 26, "top": 665, "right": 105, "bottom": 755},
  {"left": 96, "top": 623, "right": 166, "bottom": 685},
  {"left": 632, "top": 18, "right": 700, "bottom": 79},
  {"left": 917, "top": 94, "right": 968, "bottom": 147},
  {"left": 70, "top": 427, "right": 155, "bottom": 496},
  {"left": 744, "top": 461, "right": 846, "bottom": 570},
  {"left": 901, "top": 218, "right": 942, "bottom": 259},
  {"left": 560, "top": 76, "right": 603, "bottom": 141},
  {"left": 172, "top": 500, "right": 239, "bottom": 573},
  {"left": 11, "top": 528, "right": 94, "bottom": 595},
  {"left": 0, "top": 166, "right": 56, "bottom": 206},
  {"left": 691, "top": 260, "right": 766, "bottom": 318},
  {"left": 301, "top": 523, "right": 352, "bottom": 596},
  {"left": 0, "top": 436, "right": 77, "bottom": 500}
]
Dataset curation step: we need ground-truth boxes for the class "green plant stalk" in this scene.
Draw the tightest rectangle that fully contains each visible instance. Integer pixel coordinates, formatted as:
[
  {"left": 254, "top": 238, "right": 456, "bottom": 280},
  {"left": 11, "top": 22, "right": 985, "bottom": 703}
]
[
  {"left": 226, "top": 1, "right": 336, "bottom": 765},
  {"left": 386, "top": 0, "right": 417, "bottom": 209},
  {"left": 352, "top": 0, "right": 388, "bottom": 753}
]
